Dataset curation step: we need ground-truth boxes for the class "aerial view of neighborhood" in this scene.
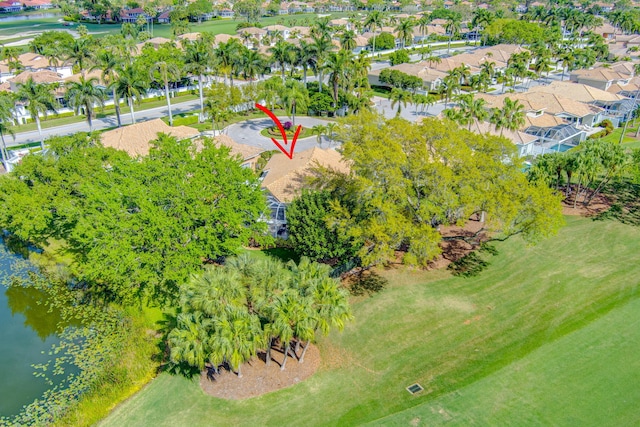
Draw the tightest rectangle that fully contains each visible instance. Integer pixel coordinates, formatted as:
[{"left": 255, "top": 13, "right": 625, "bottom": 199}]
[{"left": 0, "top": 0, "right": 639, "bottom": 425}]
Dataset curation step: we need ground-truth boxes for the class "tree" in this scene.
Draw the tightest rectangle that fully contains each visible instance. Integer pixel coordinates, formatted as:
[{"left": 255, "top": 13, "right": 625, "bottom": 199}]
[
  {"left": 0, "top": 101, "right": 15, "bottom": 171},
  {"left": 389, "top": 49, "right": 410, "bottom": 66},
  {"left": 65, "top": 76, "right": 106, "bottom": 131},
  {"left": 63, "top": 36, "right": 95, "bottom": 77},
  {"left": 113, "top": 65, "right": 147, "bottom": 124},
  {"left": 445, "top": 15, "right": 461, "bottom": 53},
  {"left": 280, "top": 80, "right": 308, "bottom": 127},
  {"left": 167, "top": 256, "right": 351, "bottom": 375},
  {"left": 325, "top": 49, "right": 352, "bottom": 104},
  {"left": 339, "top": 30, "right": 357, "bottom": 52},
  {"left": 312, "top": 111, "right": 564, "bottom": 267},
  {"left": 390, "top": 88, "right": 412, "bottom": 115},
  {"left": 92, "top": 49, "right": 124, "bottom": 128},
  {"left": 368, "top": 32, "right": 395, "bottom": 51},
  {"left": 150, "top": 61, "right": 181, "bottom": 126},
  {"left": 395, "top": 18, "right": 416, "bottom": 49},
  {"left": 269, "top": 40, "right": 296, "bottom": 82},
  {"left": 184, "top": 38, "right": 213, "bottom": 122},
  {"left": 311, "top": 124, "right": 327, "bottom": 146},
  {"left": 16, "top": 77, "right": 58, "bottom": 150},
  {"left": 310, "top": 33, "right": 335, "bottom": 94},
  {"left": 364, "top": 10, "right": 385, "bottom": 55},
  {"left": 0, "top": 134, "right": 270, "bottom": 304},
  {"left": 287, "top": 190, "right": 359, "bottom": 260}
]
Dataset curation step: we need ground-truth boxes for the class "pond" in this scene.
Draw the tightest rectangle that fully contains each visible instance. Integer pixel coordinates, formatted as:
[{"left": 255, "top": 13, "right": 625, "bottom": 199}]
[
  {"left": 0, "top": 12, "right": 60, "bottom": 23},
  {"left": 0, "top": 241, "right": 69, "bottom": 417}
]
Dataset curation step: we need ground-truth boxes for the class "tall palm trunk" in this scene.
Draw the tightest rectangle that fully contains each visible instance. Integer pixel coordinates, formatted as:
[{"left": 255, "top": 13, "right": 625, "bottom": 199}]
[
  {"left": 198, "top": 74, "right": 204, "bottom": 122},
  {"left": 35, "top": 115, "right": 44, "bottom": 151},
  {"left": 299, "top": 340, "right": 311, "bottom": 363},
  {"left": 128, "top": 96, "right": 136, "bottom": 124},
  {"left": 280, "top": 342, "right": 290, "bottom": 371},
  {"left": 266, "top": 337, "right": 273, "bottom": 366},
  {"left": 164, "top": 80, "right": 173, "bottom": 126},
  {"left": 86, "top": 106, "right": 93, "bottom": 131},
  {"left": 112, "top": 87, "right": 122, "bottom": 128},
  {"left": 237, "top": 364, "right": 242, "bottom": 378},
  {"left": 0, "top": 131, "right": 8, "bottom": 170}
]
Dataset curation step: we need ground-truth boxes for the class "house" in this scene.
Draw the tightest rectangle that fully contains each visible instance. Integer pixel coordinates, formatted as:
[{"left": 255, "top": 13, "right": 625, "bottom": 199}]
[
  {"left": 193, "top": 134, "right": 264, "bottom": 169},
  {"left": 261, "top": 147, "right": 349, "bottom": 203},
  {"left": 260, "top": 147, "right": 349, "bottom": 237},
  {"left": 570, "top": 67, "right": 633, "bottom": 91},
  {"left": 100, "top": 118, "right": 200, "bottom": 157},
  {"left": 157, "top": 11, "right": 171, "bottom": 24},
  {"left": 368, "top": 62, "right": 447, "bottom": 92},
  {"left": 264, "top": 24, "right": 291, "bottom": 40},
  {"left": 120, "top": 8, "right": 150, "bottom": 24},
  {"left": 0, "top": 1, "right": 21, "bottom": 12},
  {"left": 528, "top": 81, "right": 633, "bottom": 126},
  {"left": 9, "top": 70, "right": 62, "bottom": 92},
  {"left": 218, "top": 8, "right": 234, "bottom": 18},
  {"left": 22, "top": 0, "right": 53, "bottom": 9},
  {"left": 469, "top": 120, "right": 539, "bottom": 157}
]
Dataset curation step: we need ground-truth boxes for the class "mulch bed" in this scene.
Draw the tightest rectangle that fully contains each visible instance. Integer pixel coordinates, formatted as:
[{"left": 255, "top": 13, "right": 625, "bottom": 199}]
[{"left": 199, "top": 344, "right": 321, "bottom": 400}]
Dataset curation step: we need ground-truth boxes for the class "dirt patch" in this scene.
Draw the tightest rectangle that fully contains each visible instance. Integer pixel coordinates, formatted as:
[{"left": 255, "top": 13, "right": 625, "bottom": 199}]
[
  {"left": 561, "top": 191, "right": 611, "bottom": 217},
  {"left": 428, "top": 218, "right": 489, "bottom": 270},
  {"left": 199, "top": 344, "right": 321, "bottom": 400}
]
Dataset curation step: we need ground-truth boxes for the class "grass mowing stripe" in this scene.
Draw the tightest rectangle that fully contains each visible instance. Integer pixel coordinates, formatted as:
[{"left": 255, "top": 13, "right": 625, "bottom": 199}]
[{"left": 369, "top": 296, "right": 640, "bottom": 426}]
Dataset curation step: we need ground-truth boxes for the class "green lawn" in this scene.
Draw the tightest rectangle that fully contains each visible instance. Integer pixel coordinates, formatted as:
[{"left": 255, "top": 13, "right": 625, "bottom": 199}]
[
  {"left": 0, "top": 13, "right": 349, "bottom": 44},
  {"left": 371, "top": 296, "right": 640, "bottom": 426},
  {"left": 98, "top": 216, "right": 640, "bottom": 426}
]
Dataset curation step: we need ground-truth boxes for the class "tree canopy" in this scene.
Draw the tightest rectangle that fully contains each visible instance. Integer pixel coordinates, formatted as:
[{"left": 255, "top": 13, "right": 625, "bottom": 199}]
[
  {"left": 310, "top": 111, "right": 564, "bottom": 267},
  {"left": 0, "top": 133, "right": 269, "bottom": 304}
]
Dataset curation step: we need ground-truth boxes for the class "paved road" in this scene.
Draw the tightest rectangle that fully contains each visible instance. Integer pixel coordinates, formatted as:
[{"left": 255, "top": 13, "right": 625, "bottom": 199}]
[{"left": 9, "top": 97, "right": 203, "bottom": 147}]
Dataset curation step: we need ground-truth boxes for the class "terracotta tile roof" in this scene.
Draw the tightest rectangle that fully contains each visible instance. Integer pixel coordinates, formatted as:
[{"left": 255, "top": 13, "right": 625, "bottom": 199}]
[
  {"left": 101, "top": 118, "right": 200, "bottom": 157},
  {"left": 237, "top": 27, "right": 268, "bottom": 35},
  {"left": 193, "top": 134, "right": 264, "bottom": 160},
  {"left": 63, "top": 69, "right": 105, "bottom": 84},
  {"left": 528, "top": 81, "right": 627, "bottom": 102},
  {"left": 571, "top": 67, "right": 630, "bottom": 82},
  {"left": 262, "top": 147, "right": 349, "bottom": 202},
  {"left": 469, "top": 119, "right": 538, "bottom": 145},
  {"left": 264, "top": 24, "right": 290, "bottom": 32},
  {"left": 477, "top": 91, "right": 599, "bottom": 117},
  {"left": 10, "top": 70, "right": 61, "bottom": 84},
  {"left": 15, "top": 52, "right": 50, "bottom": 69}
]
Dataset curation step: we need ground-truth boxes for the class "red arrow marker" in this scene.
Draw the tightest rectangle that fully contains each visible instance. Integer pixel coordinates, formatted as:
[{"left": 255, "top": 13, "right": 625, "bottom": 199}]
[{"left": 255, "top": 103, "right": 301, "bottom": 159}]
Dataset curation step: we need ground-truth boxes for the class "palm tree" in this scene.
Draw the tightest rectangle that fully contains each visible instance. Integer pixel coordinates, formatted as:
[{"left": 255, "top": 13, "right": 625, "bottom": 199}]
[
  {"left": 417, "top": 15, "right": 431, "bottom": 57},
  {"left": 364, "top": 10, "right": 385, "bottom": 56},
  {"left": 269, "top": 40, "right": 295, "bottom": 82},
  {"left": 390, "top": 88, "right": 411, "bottom": 115},
  {"left": 150, "top": 61, "right": 180, "bottom": 126},
  {"left": 325, "top": 50, "right": 352, "bottom": 105},
  {"left": 339, "top": 29, "right": 357, "bottom": 52},
  {"left": 311, "top": 124, "right": 327, "bottom": 146},
  {"left": 295, "top": 40, "right": 316, "bottom": 87},
  {"left": 214, "top": 308, "right": 263, "bottom": 378},
  {"left": 325, "top": 122, "right": 338, "bottom": 146},
  {"left": 215, "top": 38, "right": 242, "bottom": 86},
  {"left": 0, "top": 91, "right": 14, "bottom": 168},
  {"left": 203, "top": 99, "right": 230, "bottom": 133},
  {"left": 310, "top": 33, "right": 334, "bottom": 93},
  {"left": 168, "top": 312, "right": 211, "bottom": 371},
  {"left": 64, "top": 37, "right": 94, "bottom": 77},
  {"left": 445, "top": 16, "right": 462, "bottom": 54},
  {"left": 16, "top": 77, "right": 58, "bottom": 150},
  {"left": 492, "top": 97, "right": 525, "bottom": 136},
  {"left": 239, "top": 49, "right": 265, "bottom": 82},
  {"left": 184, "top": 39, "right": 212, "bottom": 122},
  {"left": 0, "top": 120, "right": 14, "bottom": 171},
  {"left": 92, "top": 49, "right": 123, "bottom": 127},
  {"left": 112, "top": 65, "right": 148, "bottom": 124},
  {"left": 65, "top": 76, "right": 106, "bottom": 131},
  {"left": 280, "top": 80, "right": 308, "bottom": 127},
  {"left": 395, "top": 18, "right": 416, "bottom": 50}
]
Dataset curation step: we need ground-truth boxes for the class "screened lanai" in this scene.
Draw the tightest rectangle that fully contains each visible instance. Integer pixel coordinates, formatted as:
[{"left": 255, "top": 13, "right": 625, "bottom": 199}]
[
  {"left": 265, "top": 195, "right": 288, "bottom": 238},
  {"left": 590, "top": 99, "right": 635, "bottom": 126},
  {"left": 525, "top": 124, "right": 586, "bottom": 155}
]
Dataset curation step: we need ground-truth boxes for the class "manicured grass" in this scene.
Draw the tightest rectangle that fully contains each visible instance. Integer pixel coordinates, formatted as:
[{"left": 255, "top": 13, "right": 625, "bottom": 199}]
[
  {"left": 259, "top": 124, "right": 315, "bottom": 139},
  {"left": 373, "top": 296, "right": 640, "bottom": 426},
  {"left": 98, "top": 216, "right": 640, "bottom": 426}
]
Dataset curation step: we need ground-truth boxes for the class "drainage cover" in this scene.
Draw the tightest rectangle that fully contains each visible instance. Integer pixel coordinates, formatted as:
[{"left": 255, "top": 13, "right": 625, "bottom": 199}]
[{"left": 406, "top": 383, "right": 423, "bottom": 394}]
